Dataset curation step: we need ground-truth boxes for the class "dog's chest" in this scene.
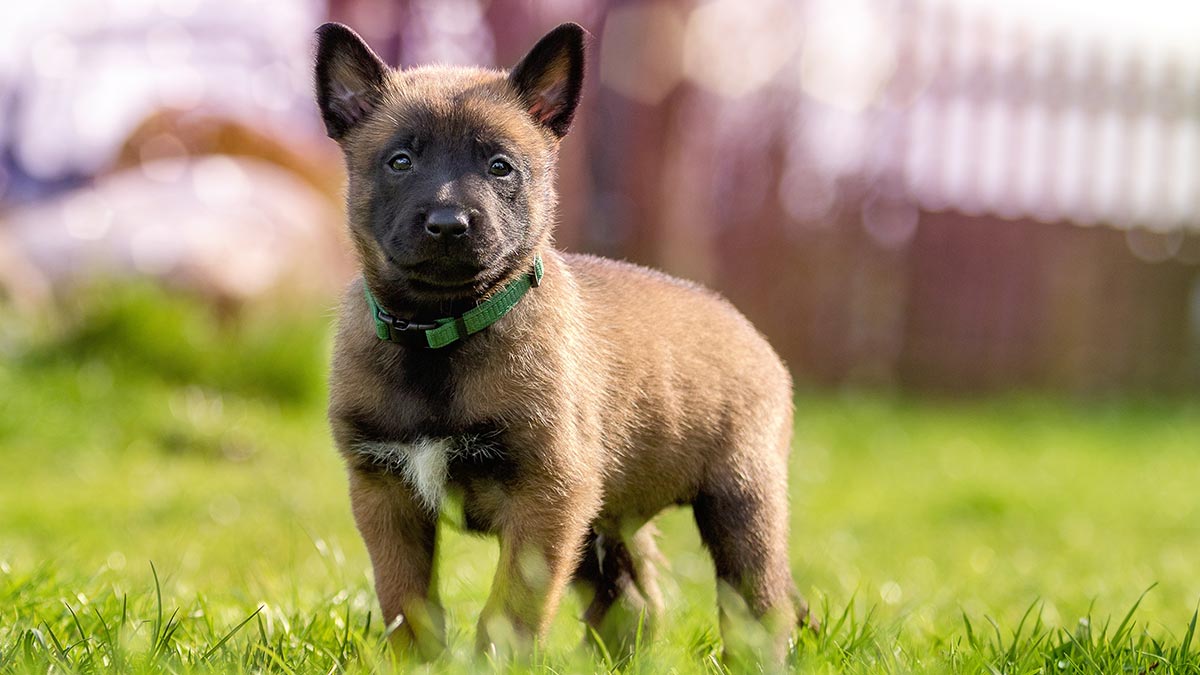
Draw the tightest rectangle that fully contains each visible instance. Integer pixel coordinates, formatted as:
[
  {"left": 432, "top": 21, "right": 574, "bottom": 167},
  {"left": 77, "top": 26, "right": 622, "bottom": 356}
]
[
  {"left": 353, "top": 433, "right": 512, "bottom": 517},
  {"left": 355, "top": 438, "right": 452, "bottom": 512}
]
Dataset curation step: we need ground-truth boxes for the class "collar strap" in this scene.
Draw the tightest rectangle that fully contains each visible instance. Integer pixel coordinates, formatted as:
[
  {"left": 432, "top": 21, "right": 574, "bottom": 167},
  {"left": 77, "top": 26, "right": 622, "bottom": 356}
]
[{"left": 365, "top": 255, "right": 544, "bottom": 349}]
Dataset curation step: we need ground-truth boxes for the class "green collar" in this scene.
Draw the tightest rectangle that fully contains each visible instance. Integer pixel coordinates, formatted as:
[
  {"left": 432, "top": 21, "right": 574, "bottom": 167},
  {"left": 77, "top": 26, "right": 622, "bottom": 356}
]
[{"left": 364, "top": 255, "right": 544, "bottom": 349}]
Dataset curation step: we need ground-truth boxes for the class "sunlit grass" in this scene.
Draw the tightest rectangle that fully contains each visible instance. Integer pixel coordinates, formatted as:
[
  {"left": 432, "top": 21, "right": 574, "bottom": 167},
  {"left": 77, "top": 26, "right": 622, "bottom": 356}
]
[{"left": 1, "top": 285, "right": 1198, "bottom": 673}]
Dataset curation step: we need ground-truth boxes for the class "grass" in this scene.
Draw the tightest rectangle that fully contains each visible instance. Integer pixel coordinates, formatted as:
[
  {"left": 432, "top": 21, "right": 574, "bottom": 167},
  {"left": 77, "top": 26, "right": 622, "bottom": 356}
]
[{"left": 1, "top": 284, "right": 1199, "bottom": 673}]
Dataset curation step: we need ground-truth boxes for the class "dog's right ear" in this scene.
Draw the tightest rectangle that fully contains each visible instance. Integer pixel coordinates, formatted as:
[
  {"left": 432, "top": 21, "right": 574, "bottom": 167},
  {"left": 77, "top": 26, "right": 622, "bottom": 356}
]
[{"left": 314, "top": 23, "right": 388, "bottom": 140}]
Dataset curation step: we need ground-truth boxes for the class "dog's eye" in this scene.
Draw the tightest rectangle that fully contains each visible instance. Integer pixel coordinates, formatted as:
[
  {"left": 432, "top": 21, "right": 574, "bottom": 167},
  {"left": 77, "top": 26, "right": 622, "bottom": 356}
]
[
  {"left": 387, "top": 153, "right": 413, "bottom": 172},
  {"left": 488, "top": 158, "right": 513, "bottom": 177}
]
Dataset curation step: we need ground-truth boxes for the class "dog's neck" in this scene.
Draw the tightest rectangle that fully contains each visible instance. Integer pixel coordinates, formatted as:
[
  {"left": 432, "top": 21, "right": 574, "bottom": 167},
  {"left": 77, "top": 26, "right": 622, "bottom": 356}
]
[{"left": 360, "top": 248, "right": 547, "bottom": 350}]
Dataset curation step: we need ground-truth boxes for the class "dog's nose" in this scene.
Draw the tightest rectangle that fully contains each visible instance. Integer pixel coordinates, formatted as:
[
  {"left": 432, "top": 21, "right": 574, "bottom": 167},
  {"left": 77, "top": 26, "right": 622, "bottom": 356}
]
[{"left": 424, "top": 207, "right": 470, "bottom": 238}]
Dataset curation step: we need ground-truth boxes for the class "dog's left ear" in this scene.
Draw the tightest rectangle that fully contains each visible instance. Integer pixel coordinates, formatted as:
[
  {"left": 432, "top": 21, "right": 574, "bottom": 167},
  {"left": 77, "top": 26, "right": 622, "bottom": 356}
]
[{"left": 509, "top": 23, "right": 587, "bottom": 138}]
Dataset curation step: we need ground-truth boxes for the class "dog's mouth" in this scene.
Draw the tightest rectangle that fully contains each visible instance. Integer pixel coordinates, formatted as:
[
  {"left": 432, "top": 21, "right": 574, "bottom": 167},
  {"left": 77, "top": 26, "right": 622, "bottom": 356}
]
[
  {"left": 407, "top": 276, "right": 479, "bottom": 293},
  {"left": 387, "top": 257, "right": 491, "bottom": 296}
]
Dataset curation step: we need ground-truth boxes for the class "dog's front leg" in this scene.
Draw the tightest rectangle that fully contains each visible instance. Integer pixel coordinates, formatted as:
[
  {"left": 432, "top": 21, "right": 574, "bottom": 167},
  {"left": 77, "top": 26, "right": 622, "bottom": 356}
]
[
  {"left": 347, "top": 468, "right": 444, "bottom": 659},
  {"left": 476, "top": 477, "right": 599, "bottom": 656}
]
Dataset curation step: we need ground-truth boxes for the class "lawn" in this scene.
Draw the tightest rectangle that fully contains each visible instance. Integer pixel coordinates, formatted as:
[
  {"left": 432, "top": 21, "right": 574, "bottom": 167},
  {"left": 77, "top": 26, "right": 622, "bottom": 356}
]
[{"left": 1, "top": 285, "right": 1198, "bottom": 673}]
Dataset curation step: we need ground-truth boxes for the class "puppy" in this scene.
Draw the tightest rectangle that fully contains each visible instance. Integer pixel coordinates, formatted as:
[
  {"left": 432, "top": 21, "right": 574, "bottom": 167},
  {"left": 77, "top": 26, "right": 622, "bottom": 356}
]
[{"left": 317, "top": 21, "right": 809, "bottom": 664}]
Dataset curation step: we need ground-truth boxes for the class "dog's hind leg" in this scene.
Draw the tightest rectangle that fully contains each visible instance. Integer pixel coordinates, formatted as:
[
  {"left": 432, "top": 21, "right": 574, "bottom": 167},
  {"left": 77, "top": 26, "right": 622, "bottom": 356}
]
[
  {"left": 572, "top": 523, "right": 663, "bottom": 655},
  {"left": 692, "top": 476, "right": 799, "bottom": 667}
]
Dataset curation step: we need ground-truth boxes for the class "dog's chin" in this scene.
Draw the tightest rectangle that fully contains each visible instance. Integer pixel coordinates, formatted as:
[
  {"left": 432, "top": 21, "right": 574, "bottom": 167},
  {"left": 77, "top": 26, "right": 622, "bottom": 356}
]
[
  {"left": 405, "top": 275, "right": 486, "bottom": 300},
  {"left": 384, "top": 258, "right": 500, "bottom": 302}
]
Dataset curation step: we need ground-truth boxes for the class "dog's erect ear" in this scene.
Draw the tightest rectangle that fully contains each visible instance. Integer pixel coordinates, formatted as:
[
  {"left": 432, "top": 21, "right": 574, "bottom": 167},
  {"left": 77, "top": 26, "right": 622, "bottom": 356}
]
[
  {"left": 314, "top": 23, "right": 389, "bottom": 140},
  {"left": 509, "top": 23, "right": 586, "bottom": 138}
]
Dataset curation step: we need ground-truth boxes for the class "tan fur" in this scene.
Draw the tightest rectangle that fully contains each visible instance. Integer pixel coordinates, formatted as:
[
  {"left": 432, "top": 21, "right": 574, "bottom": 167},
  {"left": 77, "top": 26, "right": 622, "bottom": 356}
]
[{"left": 318, "top": 22, "right": 808, "bottom": 664}]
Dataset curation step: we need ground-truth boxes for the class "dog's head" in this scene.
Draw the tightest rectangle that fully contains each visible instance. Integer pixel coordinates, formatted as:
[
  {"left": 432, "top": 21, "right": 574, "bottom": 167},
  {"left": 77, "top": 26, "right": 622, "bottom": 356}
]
[{"left": 314, "top": 22, "right": 585, "bottom": 307}]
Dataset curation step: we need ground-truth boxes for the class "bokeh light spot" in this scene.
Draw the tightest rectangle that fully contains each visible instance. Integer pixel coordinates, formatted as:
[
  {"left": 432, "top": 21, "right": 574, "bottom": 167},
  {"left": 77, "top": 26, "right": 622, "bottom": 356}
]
[
  {"left": 880, "top": 580, "right": 903, "bottom": 605},
  {"left": 192, "top": 155, "right": 250, "bottom": 207},
  {"left": 62, "top": 190, "right": 114, "bottom": 241},
  {"left": 599, "top": 2, "right": 684, "bottom": 105},
  {"left": 800, "top": 0, "right": 896, "bottom": 112},
  {"left": 683, "top": 0, "right": 801, "bottom": 98}
]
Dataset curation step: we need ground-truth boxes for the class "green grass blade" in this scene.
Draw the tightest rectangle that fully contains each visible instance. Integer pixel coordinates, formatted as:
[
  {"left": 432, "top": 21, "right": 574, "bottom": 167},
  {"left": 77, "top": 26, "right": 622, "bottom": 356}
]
[{"left": 201, "top": 604, "right": 265, "bottom": 662}]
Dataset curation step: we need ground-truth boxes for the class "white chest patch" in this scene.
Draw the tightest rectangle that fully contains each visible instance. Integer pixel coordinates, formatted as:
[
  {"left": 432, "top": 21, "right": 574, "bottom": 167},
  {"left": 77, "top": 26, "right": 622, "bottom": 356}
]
[{"left": 354, "top": 438, "right": 454, "bottom": 513}]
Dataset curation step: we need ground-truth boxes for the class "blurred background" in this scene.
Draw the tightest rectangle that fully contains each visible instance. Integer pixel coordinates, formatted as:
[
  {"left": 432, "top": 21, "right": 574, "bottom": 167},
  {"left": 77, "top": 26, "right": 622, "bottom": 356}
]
[
  {"left": 2, "top": 0, "right": 1200, "bottom": 394},
  {"left": 2, "top": 4, "right": 1199, "bottom": 667}
]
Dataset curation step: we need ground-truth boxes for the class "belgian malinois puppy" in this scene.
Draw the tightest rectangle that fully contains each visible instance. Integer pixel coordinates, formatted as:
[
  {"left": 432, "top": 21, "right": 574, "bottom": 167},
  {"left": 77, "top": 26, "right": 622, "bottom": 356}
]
[{"left": 317, "top": 21, "right": 809, "bottom": 664}]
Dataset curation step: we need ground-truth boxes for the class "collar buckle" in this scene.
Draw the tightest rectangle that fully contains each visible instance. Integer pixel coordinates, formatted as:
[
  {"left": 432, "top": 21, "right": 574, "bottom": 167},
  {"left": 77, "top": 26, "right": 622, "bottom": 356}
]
[{"left": 377, "top": 310, "right": 437, "bottom": 332}]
